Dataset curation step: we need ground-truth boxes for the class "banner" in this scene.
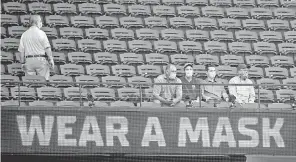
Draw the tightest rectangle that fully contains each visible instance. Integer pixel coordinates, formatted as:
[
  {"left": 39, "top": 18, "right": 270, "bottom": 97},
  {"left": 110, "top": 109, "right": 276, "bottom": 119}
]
[{"left": 1, "top": 108, "right": 296, "bottom": 156}]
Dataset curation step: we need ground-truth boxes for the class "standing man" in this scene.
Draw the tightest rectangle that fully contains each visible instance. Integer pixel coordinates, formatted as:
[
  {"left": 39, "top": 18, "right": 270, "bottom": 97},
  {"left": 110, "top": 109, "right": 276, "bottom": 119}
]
[
  {"left": 202, "top": 64, "right": 229, "bottom": 102},
  {"left": 180, "top": 63, "right": 203, "bottom": 105},
  {"left": 229, "top": 64, "right": 255, "bottom": 104},
  {"left": 153, "top": 64, "right": 184, "bottom": 107},
  {"left": 18, "top": 15, "right": 54, "bottom": 81}
]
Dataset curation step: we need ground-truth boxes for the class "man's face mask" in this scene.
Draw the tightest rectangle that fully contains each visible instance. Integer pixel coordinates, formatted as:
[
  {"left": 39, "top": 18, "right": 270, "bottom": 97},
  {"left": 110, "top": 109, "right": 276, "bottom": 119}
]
[
  {"left": 239, "top": 69, "right": 248, "bottom": 80},
  {"left": 185, "top": 66, "right": 193, "bottom": 77}
]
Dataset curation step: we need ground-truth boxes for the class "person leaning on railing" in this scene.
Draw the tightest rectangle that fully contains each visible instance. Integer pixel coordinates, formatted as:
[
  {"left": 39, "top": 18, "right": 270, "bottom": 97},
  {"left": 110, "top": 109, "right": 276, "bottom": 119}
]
[
  {"left": 153, "top": 64, "right": 184, "bottom": 107},
  {"left": 229, "top": 64, "right": 255, "bottom": 104},
  {"left": 18, "top": 15, "right": 54, "bottom": 81}
]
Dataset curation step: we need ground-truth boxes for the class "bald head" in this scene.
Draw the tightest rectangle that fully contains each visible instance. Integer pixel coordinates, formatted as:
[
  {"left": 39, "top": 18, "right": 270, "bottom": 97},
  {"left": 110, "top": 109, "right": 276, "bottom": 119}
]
[
  {"left": 29, "top": 15, "right": 42, "bottom": 28},
  {"left": 165, "top": 64, "right": 177, "bottom": 80}
]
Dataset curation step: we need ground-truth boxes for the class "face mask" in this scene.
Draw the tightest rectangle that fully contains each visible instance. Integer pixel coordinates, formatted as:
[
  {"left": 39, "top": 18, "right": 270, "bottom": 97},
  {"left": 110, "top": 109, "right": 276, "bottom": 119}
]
[
  {"left": 208, "top": 71, "right": 216, "bottom": 79},
  {"left": 185, "top": 69, "right": 193, "bottom": 77},
  {"left": 169, "top": 73, "right": 176, "bottom": 80},
  {"left": 240, "top": 71, "right": 248, "bottom": 80}
]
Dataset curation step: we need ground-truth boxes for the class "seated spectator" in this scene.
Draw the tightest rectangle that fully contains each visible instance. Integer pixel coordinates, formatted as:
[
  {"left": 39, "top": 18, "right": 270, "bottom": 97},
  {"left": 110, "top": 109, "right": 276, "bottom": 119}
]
[
  {"left": 153, "top": 64, "right": 183, "bottom": 107},
  {"left": 229, "top": 64, "right": 255, "bottom": 104},
  {"left": 180, "top": 63, "right": 203, "bottom": 106},
  {"left": 202, "top": 65, "right": 229, "bottom": 102}
]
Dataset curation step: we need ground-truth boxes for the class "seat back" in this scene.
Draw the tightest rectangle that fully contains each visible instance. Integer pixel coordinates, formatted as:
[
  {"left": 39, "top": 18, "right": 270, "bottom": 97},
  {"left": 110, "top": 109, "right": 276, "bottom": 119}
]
[
  {"left": 255, "top": 89, "right": 274, "bottom": 103},
  {"left": 220, "top": 55, "right": 244, "bottom": 66},
  {"left": 103, "top": 4, "right": 127, "bottom": 16},
  {"left": 278, "top": 43, "right": 296, "bottom": 55},
  {"left": 228, "top": 42, "right": 252, "bottom": 55},
  {"left": 204, "top": 41, "right": 227, "bottom": 54},
  {"left": 45, "top": 15, "right": 69, "bottom": 27},
  {"left": 8, "top": 26, "right": 28, "bottom": 38},
  {"left": 95, "top": 16, "right": 119, "bottom": 28},
  {"left": 85, "top": 28, "right": 109, "bottom": 39},
  {"left": 1, "top": 14, "right": 18, "bottom": 26},
  {"left": 127, "top": 76, "right": 152, "bottom": 89},
  {"left": 41, "top": 27, "right": 58, "bottom": 39},
  {"left": 120, "top": 53, "right": 144, "bottom": 65},
  {"left": 53, "top": 3, "right": 76, "bottom": 15},
  {"left": 128, "top": 40, "right": 153, "bottom": 53},
  {"left": 259, "top": 31, "right": 283, "bottom": 43},
  {"left": 111, "top": 65, "right": 136, "bottom": 77},
  {"left": 111, "top": 28, "right": 134, "bottom": 40},
  {"left": 119, "top": 17, "right": 144, "bottom": 28},
  {"left": 248, "top": 66, "right": 264, "bottom": 79},
  {"left": 276, "top": 89, "right": 296, "bottom": 103},
  {"left": 94, "top": 52, "right": 118, "bottom": 64},
  {"left": 52, "top": 39, "right": 76, "bottom": 51},
  {"left": 210, "top": 30, "right": 234, "bottom": 42},
  {"left": 186, "top": 29, "right": 209, "bottom": 41},
  {"left": 265, "top": 67, "right": 289, "bottom": 79},
  {"left": 101, "top": 76, "right": 126, "bottom": 88},
  {"left": 250, "top": 8, "right": 273, "bottom": 19},
  {"left": 37, "top": 87, "right": 63, "bottom": 100},
  {"left": 226, "top": 7, "right": 249, "bottom": 19},
  {"left": 22, "top": 75, "right": 47, "bottom": 88},
  {"left": 257, "top": 0, "right": 279, "bottom": 7},
  {"left": 171, "top": 54, "right": 194, "bottom": 65},
  {"left": 136, "top": 28, "right": 159, "bottom": 40},
  {"left": 284, "top": 31, "right": 296, "bottom": 43},
  {"left": 169, "top": 17, "right": 193, "bottom": 29},
  {"left": 11, "top": 86, "right": 36, "bottom": 100},
  {"left": 193, "top": 65, "right": 207, "bottom": 78},
  {"left": 103, "top": 39, "right": 127, "bottom": 52},
  {"left": 216, "top": 65, "right": 237, "bottom": 78},
  {"left": 1, "top": 74, "right": 19, "bottom": 87},
  {"left": 138, "top": 65, "right": 162, "bottom": 78},
  {"left": 117, "top": 87, "right": 140, "bottom": 101},
  {"left": 242, "top": 19, "right": 265, "bottom": 30},
  {"left": 154, "top": 40, "right": 178, "bottom": 53},
  {"left": 64, "top": 87, "right": 88, "bottom": 100},
  {"left": 257, "top": 78, "right": 281, "bottom": 90},
  {"left": 49, "top": 75, "right": 73, "bottom": 87},
  {"left": 267, "top": 19, "right": 290, "bottom": 31},
  {"left": 177, "top": 6, "right": 200, "bottom": 17},
  {"left": 86, "top": 64, "right": 110, "bottom": 77},
  {"left": 201, "top": 6, "right": 224, "bottom": 18},
  {"left": 78, "top": 3, "right": 102, "bottom": 15},
  {"left": 179, "top": 41, "right": 202, "bottom": 53},
  {"left": 3, "top": 2, "right": 27, "bottom": 14},
  {"left": 145, "top": 53, "right": 169, "bottom": 65},
  {"left": 235, "top": 30, "right": 258, "bottom": 42},
  {"left": 161, "top": 29, "right": 184, "bottom": 41},
  {"left": 218, "top": 18, "right": 242, "bottom": 30},
  {"left": 274, "top": 8, "right": 295, "bottom": 19},
  {"left": 270, "top": 56, "right": 294, "bottom": 68},
  {"left": 90, "top": 87, "right": 116, "bottom": 101},
  {"left": 144, "top": 16, "right": 168, "bottom": 28},
  {"left": 253, "top": 42, "right": 277, "bottom": 55},
  {"left": 70, "top": 15, "right": 95, "bottom": 28},
  {"left": 194, "top": 17, "right": 217, "bottom": 30},
  {"left": 60, "top": 64, "right": 85, "bottom": 76},
  {"left": 195, "top": 54, "right": 219, "bottom": 66},
  {"left": 245, "top": 55, "right": 269, "bottom": 67},
  {"left": 1, "top": 38, "right": 20, "bottom": 51},
  {"left": 68, "top": 52, "right": 93, "bottom": 64},
  {"left": 75, "top": 75, "right": 99, "bottom": 88},
  {"left": 77, "top": 39, "right": 102, "bottom": 53},
  {"left": 7, "top": 63, "right": 24, "bottom": 76},
  {"left": 1, "top": 51, "right": 14, "bottom": 64},
  {"left": 128, "top": 5, "right": 151, "bottom": 17},
  {"left": 59, "top": 27, "right": 83, "bottom": 39},
  {"left": 282, "top": 78, "right": 296, "bottom": 90},
  {"left": 152, "top": 5, "right": 175, "bottom": 17}
]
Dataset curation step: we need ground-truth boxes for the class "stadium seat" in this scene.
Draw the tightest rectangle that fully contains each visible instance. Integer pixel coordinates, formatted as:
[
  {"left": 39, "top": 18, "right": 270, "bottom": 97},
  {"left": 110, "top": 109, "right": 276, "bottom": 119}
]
[
  {"left": 250, "top": 8, "right": 273, "bottom": 20},
  {"left": 176, "top": 6, "right": 200, "bottom": 17},
  {"left": 161, "top": 29, "right": 185, "bottom": 41},
  {"left": 49, "top": 75, "right": 73, "bottom": 88},
  {"left": 210, "top": 30, "right": 234, "bottom": 42},
  {"left": 128, "top": 5, "right": 151, "bottom": 17},
  {"left": 90, "top": 87, "right": 116, "bottom": 101},
  {"left": 45, "top": 15, "right": 69, "bottom": 27},
  {"left": 101, "top": 76, "right": 126, "bottom": 88},
  {"left": 92, "top": 101, "right": 109, "bottom": 107},
  {"left": 1, "top": 65, "right": 6, "bottom": 74},
  {"left": 144, "top": 16, "right": 168, "bottom": 28},
  {"left": 140, "top": 101, "right": 162, "bottom": 108},
  {"left": 52, "top": 52, "right": 67, "bottom": 64},
  {"left": 225, "top": 7, "right": 249, "bottom": 19},
  {"left": 85, "top": 28, "right": 109, "bottom": 40},
  {"left": 136, "top": 28, "right": 159, "bottom": 40},
  {"left": 37, "top": 87, "right": 63, "bottom": 101},
  {"left": 110, "top": 101, "right": 135, "bottom": 107},
  {"left": 68, "top": 52, "right": 92, "bottom": 64},
  {"left": 75, "top": 75, "right": 99, "bottom": 88},
  {"left": 77, "top": 39, "right": 102, "bottom": 53},
  {"left": 1, "top": 51, "right": 14, "bottom": 64},
  {"left": 257, "top": 78, "right": 281, "bottom": 90},
  {"left": 233, "top": 0, "right": 256, "bottom": 7},
  {"left": 1, "top": 14, "right": 18, "bottom": 26},
  {"left": 1, "top": 27, "right": 7, "bottom": 38},
  {"left": 185, "top": 0, "right": 208, "bottom": 6},
  {"left": 86, "top": 64, "right": 110, "bottom": 77},
  {"left": 52, "top": 39, "right": 76, "bottom": 51},
  {"left": 1, "top": 100, "right": 26, "bottom": 107},
  {"left": 171, "top": 54, "right": 194, "bottom": 65},
  {"left": 276, "top": 89, "right": 296, "bottom": 103},
  {"left": 1, "top": 75, "right": 19, "bottom": 87},
  {"left": 7, "top": 63, "right": 24, "bottom": 76},
  {"left": 138, "top": 65, "right": 162, "bottom": 78},
  {"left": 235, "top": 30, "right": 258, "bottom": 42},
  {"left": 90, "top": 0, "right": 113, "bottom": 4},
  {"left": 127, "top": 76, "right": 152, "bottom": 89},
  {"left": 3, "top": 2, "right": 27, "bottom": 14},
  {"left": 245, "top": 55, "right": 269, "bottom": 67},
  {"left": 291, "top": 20, "right": 296, "bottom": 30},
  {"left": 154, "top": 40, "right": 178, "bottom": 53},
  {"left": 291, "top": 67, "right": 296, "bottom": 78},
  {"left": 111, "top": 28, "right": 134, "bottom": 40},
  {"left": 120, "top": 53, "right": 144, "bottom": 65},
  {"left": 216, "top": 65, "right": 237, "bottom": 78},
  {"left": 282, "top": 78, "right": 296, "bottom": 90},
  {"left": 257, "top": 0, "right": 279, "bottom": 7},
  {"left": 19, "top": 15, "right": 31, "bottom": 27},
  {"left": 194, "top": 17, "right": 218, "bottom": 30},
  {"left": 59, "top": 27, "right": 84, "bottom": 39},
  {"left": 120, "top": 17, "right": 144, "bottom": 29},
  {"left": 179, "top": 41, "right": 203, "bottom": 54},
  {"left": 175, "top": 65, "right": 185, "bottom": 77},
  {"left": 64, "top": 87, "right": 88, "bottom": 101},
  {"left": 255, "top": 89, "right": 275, "bottom": 103},
  {"left": 242, "top": 19, "right": 265, "bottom": 30},
  {"left": 267, "top": 19, "right": 290, "bottom": 31},
  {"left": 67, "top": 0, "right": 89, "bottom": 3},
  {"left": 93, "top": 52, "right": 118, "bottom": 65},
  {"left": 248, "top": 66, "right": 264, "bottom": 79},
  {"left": 138, "top": 0, "right": 160, "bottom": 5},
  {"left": 1, "top": 87, "right": 10, "bottom": 100},
  {"left": 22, "top": 75, "right": 47, "bottom": 88},
  {"left": 169, "top": 17, "right": 193, "bottom": 29},
  {"left": 43, "top": 0, "right": 64, "bottom": 3},
  {"left": 218, "top": 18, "right": 242, "bottom": 30},
  {"left": 103, "top": 40, "right": 128, "bottom": 52},
  {"left": 278, "top": 43, "right": 296, "bottom": 55},
  {"left": 145, "top": 53, "right": 169, "bottom": 65},
  {"left": 128, "top": 40, "right": 153, "bottom": 53},
  {"left": 71, "top": 16, "right": 95, "bottom": 28},
  {"left": 253, "top": 42, "right": 277, "bottom": 55},
  {"left": 95, "top": 16, "right": 120, "bottom": 28},
  {"left": 53, "top": 3, "right": 77, "bottom": 15},
  {"left": 195, "top": 54, "right": 219, "bottom": 66},
  {"left": 11, "top": 86, "right": 36, "bottom": 101},
  {"left": 267, "top": 103, "right": 292, "bottom": 111},
  {"left": 29, "top": 101, "right": 54, "bottom": 107},
  {"left": 186, "top": 30, "right": 210, "bottom": 41},
  {"left": 201, "top": 6, "right": 224, "bottom": 18},
  {"left": 117, "top": 87, "right": 140, "bottom": 102},
  {"left": 284, "top": 31, "right": 296, "bottom": 43},
  {"left": 228, "top": 42, "right": 252, "bottom": 55},
  {"left": 103, "top": 4, "right": 127, "bottom": 16},
  {"left": 270, "top": 56, "right": 294, "bottom": 68},
  {"left": 193, "top": 65, "right": 209, "bottom": 78},
  {"left": 210, "top": 0, "right": 232, "bottom": 7},
  {"left": 204, "top": 41, "right": 228, "bottom": 54},
  {"left": 153, "top": 5, "right": 175, "bottom": 17},
  {"left": 259, "top": 31, "right": 283, "bottom": 43},
  {"left": 280, "top": 0, "right": 296, "bottom": 7},
  {"left": 57, "top": 101, "right": 81, "bottom": 107},
  {"left": 265, "top": 67, "right": 289, "bottom": 79},
  {"left": 162, "top": 0, "right": 184, "bottom": 5},
  {"left": 143, "top": 88, "right": 153, "bottom": 101},
  {"left": 273, "top": 8, "right": 296, "bottom": 19},
  {"left": 41, "top": 27, "right": 58, "bottom": 39},
  {"left": 28, "top": 2, "right": 52, "bottom": 14},
  {"left": 60, "top": 64, "right": 85, "bottom": 76},
  {"left": 112, "top": 65, "right": 136, "bottom": 77},
  {"left": 1, "top": 38, "right": 20, "bottom": 51},
  {"left": 220, "top": 55, "right": 244, "bottom": 67},
  {"left": 78, "top": 3, "right": 102, "bottom": 15}
]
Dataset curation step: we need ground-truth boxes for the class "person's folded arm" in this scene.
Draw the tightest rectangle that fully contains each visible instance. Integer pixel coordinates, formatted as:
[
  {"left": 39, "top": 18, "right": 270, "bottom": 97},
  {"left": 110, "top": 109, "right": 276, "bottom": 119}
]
[
  {"left": 228, "top": 78, "right": 242, "bottom": 103},
  {"left": 221, "top": 87, "right": 229, "bottom": 101},
  {"left": 153, "top": 78, "right": 167, "bottom": 103},
  {"left": 174, "top": 80, "right": 182, "bottom": 103}
]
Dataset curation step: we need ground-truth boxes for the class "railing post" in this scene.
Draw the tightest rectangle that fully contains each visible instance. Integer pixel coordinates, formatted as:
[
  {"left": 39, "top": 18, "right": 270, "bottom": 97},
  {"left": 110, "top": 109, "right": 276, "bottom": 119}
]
[
  {"left": 18, "top": 82, "right": 21, "bottom": 109},
  {"left": 79, "top": 83, "right": 82, "bottom": 108},
  {"left": 139, "top": 84, "right": 142, "bottom": 108},
  {"left": 258, "top": 85, "right": 261, "bottom": 109},
  {"left": 199, "top": 84, "right": 201, "bottom": 108}
]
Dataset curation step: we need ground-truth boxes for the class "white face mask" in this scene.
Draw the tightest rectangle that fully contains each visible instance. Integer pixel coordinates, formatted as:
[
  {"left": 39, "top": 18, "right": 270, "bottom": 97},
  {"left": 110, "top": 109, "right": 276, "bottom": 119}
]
[
  {"left": 169, "top": 73, "right": 176, "bottom": 80},
  {"left": 239, "top": 70, "right": 248, "bottom": 80},
  {"left": 185, "top": 67, "right": 193, "bottom": 77}
]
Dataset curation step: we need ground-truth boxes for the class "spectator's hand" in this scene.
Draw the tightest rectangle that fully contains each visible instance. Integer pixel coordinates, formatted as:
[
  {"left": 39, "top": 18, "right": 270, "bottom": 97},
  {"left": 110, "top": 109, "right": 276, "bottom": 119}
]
[
  {"left": 225, "top": 97, "right": 229, "bottom": 102},
  {"left": 163, "top": 99, "right": 173, "bottom": 105},
  {"left": 49, "top": 59, "right": 54, "bottom": 69},
  {"left": 21, "top": 64, "right": 27, "bottom": 71}
]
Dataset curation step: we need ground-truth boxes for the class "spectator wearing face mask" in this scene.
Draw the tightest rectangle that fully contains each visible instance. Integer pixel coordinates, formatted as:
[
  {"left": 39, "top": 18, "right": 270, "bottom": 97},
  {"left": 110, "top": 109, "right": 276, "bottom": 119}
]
[
  {"left": 153, "top": 64, "right": 183, "bottom": 107},
  {"left": 180, "top": 63, "right": 203, "bottom": 105},
  {"left": 229, "top": 64, "right": 255, "bottom": 104}
]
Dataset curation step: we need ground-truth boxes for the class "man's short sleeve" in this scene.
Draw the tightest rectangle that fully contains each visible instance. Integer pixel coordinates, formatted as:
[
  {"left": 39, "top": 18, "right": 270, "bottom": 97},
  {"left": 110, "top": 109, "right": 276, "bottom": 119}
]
[
  {"left": 18, "top": 35, "right": 24, "bottom": 53},
  {"left": 40, "top": 31, "right": 50, "bottom": 49}
]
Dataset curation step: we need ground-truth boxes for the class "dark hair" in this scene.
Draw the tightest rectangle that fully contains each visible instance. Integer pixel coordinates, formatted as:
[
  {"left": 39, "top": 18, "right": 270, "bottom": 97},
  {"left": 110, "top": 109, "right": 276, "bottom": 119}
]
[{"left": 205, "top": 64, "right": 216, "bottom": 71}]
